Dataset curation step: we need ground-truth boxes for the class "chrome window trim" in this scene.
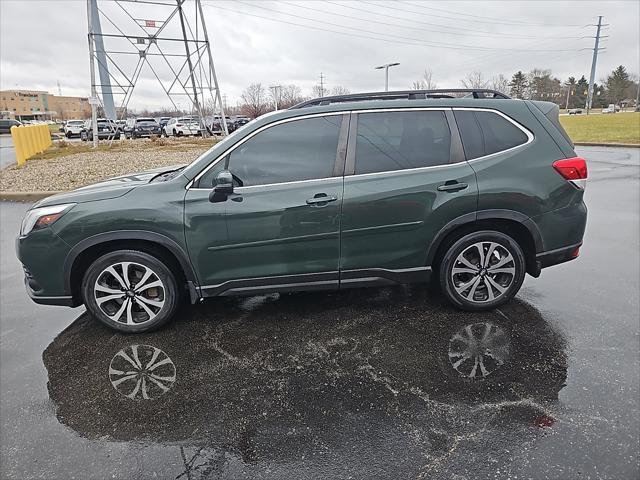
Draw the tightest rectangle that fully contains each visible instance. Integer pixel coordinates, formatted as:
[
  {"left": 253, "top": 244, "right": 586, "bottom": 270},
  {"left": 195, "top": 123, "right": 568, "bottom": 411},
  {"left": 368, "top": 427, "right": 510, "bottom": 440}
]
[
  {"left": 186, "top": 107, "right": 534, "bottom": 190},
  {"left": 234, "top": 176, "right": 342, "bottom": 192},
  {"left": 188, "top": 111, "right": 346, "bottom": 190}
]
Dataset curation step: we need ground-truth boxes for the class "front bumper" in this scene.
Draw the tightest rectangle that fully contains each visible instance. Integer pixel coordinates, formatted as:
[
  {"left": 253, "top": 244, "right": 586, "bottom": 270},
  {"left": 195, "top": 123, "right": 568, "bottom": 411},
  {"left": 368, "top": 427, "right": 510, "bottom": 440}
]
[
  {"left": 17, "top": 228, "right": 75, "bottom": 307},
  {"left": 25, "top": 278, "right": 77, "bottom": 306}
]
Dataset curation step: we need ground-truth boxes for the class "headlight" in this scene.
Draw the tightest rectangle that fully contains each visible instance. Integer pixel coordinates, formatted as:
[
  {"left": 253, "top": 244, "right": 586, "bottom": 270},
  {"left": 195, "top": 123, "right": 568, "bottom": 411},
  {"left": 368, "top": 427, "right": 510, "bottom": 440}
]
[{"left": 20, "top": 203, "right": 75, "bottom": 236}]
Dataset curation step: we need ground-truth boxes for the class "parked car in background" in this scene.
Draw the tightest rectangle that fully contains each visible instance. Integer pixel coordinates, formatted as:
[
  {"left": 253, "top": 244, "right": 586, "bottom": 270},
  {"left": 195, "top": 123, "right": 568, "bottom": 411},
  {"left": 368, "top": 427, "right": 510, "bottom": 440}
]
[
  {"left": 602, "top": 104, "right": 620, "bottom": 114},
  {"left": 124, "top": 118, "right": 162, "bottom": 139},
  {"left": 115, "top": 120, "right": 127, "bottom": 133},
  {"left": 567, "top": 108, "right": 582, "bottom": 115},
  {"left": 16, "top": 89, "right": 588, "bottom": 333},
  {"left": 158, "top": 117, "right": 171, "bottom": 129},
  {"left": 0, "top": 118, "right": 22, "bottom": 134},
  {"left": 63, "top": 120, "right": 86, "bottom": 138},
  {"left": 207, "top": 115, "right": 233, "bottom": 133},
  {"left": 163, "top": 117, "right": 201, "bottom": 137},
  {"left": 80, "top": 118, "right": 121, "bottom": 141}
]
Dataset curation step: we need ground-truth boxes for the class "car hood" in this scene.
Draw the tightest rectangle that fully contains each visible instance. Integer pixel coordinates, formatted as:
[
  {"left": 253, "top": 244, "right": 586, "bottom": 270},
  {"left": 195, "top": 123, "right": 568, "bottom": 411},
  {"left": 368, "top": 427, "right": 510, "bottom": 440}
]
[{"left": 34, "top": 165, "right": 185, "bottom": 208}]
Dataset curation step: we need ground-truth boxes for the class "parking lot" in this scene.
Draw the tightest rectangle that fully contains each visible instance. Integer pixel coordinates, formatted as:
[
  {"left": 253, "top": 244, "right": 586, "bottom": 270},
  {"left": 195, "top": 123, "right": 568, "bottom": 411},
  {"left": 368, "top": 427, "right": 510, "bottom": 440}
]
[{"left": 0, "top": 146, "right": 638, "bottom": 479}]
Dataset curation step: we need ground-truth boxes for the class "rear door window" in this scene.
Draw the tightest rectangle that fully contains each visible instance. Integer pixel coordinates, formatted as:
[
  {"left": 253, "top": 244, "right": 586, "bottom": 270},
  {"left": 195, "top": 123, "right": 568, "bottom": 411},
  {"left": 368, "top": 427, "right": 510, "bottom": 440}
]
[
  {"left": 354, "top": 110, "right": 451, "bottom": 174},
  {"left": 454, "top": 110, "right": 529, "bottom": 160}
]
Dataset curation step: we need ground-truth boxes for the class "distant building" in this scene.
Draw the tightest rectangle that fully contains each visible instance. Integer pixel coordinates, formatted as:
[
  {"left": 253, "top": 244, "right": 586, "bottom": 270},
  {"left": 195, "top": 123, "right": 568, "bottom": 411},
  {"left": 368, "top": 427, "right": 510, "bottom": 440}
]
[{"left": 0, "top": 89, "right": 91, "bottom": 121}]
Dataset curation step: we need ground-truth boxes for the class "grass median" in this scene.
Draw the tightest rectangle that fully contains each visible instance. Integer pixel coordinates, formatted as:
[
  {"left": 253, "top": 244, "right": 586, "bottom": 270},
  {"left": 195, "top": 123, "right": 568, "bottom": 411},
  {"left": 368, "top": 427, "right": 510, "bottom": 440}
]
[
  {"left": 0, "top": 136, "right": 217, "bottom": 192},
  {"left": 560, "top": 112, "right": 640, "bottom": 144}
]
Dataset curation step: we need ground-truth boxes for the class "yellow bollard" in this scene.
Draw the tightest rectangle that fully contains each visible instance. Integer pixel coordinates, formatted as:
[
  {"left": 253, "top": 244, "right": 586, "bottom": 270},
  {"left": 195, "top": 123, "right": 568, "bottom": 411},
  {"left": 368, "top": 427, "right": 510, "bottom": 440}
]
[
  {"left": 38, "top": 125, "right": 45, "bottom": 153},
  {"left": 36, "top": 125, "right": 42, "bottom": 152},
  {"left": 45, "top": 124, "right": 52, "bottom": 149},
  {"left": 40, "top": 125, "right": 47, "bottom": 152},
  {"left": 24, "top": 126, "right": 34, "bottom": 158},
  {"left": 33, "top": 125, "right": 40, "bottom": 153},
  {"left": 10, "top": 125, "right": 27, "bottom": 167}
]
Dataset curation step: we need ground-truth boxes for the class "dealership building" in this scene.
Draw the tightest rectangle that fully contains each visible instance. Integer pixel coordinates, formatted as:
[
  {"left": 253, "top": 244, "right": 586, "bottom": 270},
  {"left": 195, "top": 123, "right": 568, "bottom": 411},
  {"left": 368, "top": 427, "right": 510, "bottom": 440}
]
[{"left": 0, "top": 90, "right": 91, "bottom": 121}]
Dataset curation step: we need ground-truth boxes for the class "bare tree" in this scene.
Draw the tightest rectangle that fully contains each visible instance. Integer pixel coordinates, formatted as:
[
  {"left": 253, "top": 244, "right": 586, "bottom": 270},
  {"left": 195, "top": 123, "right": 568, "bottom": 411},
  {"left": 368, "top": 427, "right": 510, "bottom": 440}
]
[
  {"left": 412, "top": 69, "right": 437, "bottom": 90},
  {"left": 461, "top": 71, "right": 488, "bottom": 89},
  {"left": 330, "top": 85, "right": 350, "bottom": 96},
  {"left": 279, "top": 85, "right": 305, "bottom": 108},
  {"left": 311, "top": 84, "right": 325, "bottom": 98},
  {"left": 490, "top": 74, "right": 509, "bottom": 94},
  {"left": 241, "top": 83, "right": 270, "bottom": 118}
]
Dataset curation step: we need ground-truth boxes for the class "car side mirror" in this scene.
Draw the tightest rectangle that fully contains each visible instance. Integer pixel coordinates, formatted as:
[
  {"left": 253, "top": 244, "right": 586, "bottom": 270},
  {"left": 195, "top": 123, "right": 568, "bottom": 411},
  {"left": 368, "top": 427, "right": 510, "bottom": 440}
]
[{"left": 209, "top": 170, "right": 233, "bottom": 203}]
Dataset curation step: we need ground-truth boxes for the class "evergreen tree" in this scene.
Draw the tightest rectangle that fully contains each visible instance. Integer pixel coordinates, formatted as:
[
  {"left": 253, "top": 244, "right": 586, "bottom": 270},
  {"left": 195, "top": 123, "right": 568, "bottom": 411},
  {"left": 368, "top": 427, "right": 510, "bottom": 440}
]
[
  {"left": 508, "top": 71, "right": 527, "bottom": 99},
  {"left": 575, "top": 76, "right": 589, "bottom": 108},
  {"left": 605, "top": 65, "right": 632, "bottom": 105}
]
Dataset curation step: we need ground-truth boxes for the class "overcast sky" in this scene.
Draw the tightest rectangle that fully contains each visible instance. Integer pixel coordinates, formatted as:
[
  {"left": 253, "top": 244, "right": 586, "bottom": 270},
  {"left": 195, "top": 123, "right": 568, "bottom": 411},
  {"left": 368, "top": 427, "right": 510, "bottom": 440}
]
[{"left": 1, "top": 0, "right": 638, "bottom": 110}]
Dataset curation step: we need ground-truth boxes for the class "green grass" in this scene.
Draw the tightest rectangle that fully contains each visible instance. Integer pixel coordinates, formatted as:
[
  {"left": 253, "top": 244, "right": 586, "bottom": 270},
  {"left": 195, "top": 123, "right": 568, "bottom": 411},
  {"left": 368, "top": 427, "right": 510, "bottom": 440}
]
[{"left": 560, "top": 112, "right": 640, "bottom": 144}]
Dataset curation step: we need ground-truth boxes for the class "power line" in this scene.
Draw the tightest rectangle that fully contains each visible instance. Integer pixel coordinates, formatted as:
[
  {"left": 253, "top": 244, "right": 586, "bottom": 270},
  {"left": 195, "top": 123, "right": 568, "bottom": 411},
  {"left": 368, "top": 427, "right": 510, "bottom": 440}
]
[
  {"left": 283, "top": 1, "right": 586, "bottom": 40},
  {"left": 323, "top": 0, "right": 586, "bottom": 38},
  {"left": 395, "top": 0, "right": 588, "bottom": 27},
  {"left": 226, "top": 1, "right": 585, "bottom": 52}
]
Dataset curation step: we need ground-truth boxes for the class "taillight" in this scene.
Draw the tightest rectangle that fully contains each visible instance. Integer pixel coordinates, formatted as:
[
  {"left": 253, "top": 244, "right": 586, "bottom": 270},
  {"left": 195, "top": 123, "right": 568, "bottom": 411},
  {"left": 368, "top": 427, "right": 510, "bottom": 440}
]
[{"left": 553, "top": 157, "right": 588, "bottom": 189}]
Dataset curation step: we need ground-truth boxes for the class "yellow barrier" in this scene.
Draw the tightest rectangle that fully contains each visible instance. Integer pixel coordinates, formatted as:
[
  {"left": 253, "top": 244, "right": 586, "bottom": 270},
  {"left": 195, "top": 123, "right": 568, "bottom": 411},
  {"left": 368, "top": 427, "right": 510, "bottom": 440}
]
[{"left": 10, "top": 124, "right": 52, "bottom": 167}]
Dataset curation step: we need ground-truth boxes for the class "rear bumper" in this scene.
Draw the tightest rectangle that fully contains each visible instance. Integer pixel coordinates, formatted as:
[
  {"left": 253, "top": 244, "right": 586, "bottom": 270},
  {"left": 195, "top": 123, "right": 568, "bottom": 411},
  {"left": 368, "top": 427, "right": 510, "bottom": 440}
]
[{"left": 536, "top": 242, "right": 582, "bottom": 270}]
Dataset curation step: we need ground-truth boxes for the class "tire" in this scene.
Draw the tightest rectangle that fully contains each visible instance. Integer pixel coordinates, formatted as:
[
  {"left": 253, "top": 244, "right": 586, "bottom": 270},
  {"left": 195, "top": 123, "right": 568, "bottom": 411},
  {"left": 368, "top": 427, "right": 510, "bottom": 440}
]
[
  {"left": 82, "top": 250, "right": 181, "bottom": 333},
  {"left": 65, "top": 131, "right": 72, "bottom": 138},
  {"left": 439, "top": 230, "right": 526, "bottom": 311},
  {"left": 175, "top": 129, "right": 182, "bottom": 137}
]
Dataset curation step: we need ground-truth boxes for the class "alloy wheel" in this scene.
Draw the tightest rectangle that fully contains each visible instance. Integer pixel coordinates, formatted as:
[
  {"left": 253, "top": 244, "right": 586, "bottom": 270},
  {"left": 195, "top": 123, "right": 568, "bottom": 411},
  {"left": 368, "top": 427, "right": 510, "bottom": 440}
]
[
  {"left": 451, "top": 241, "right": 516, "bottom": 304},
  {"left": 94, "top": 261, "right": 166, "bottom": 326}
]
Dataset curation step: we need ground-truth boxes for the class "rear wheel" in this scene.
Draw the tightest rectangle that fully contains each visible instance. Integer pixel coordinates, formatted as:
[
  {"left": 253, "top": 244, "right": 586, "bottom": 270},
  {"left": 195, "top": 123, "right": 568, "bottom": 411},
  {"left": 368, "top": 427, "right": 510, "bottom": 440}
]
[
  {"left": 82, "top": 250, "right": 180, "bottom": 333},
  {"left": 439, "top": 231, "right": 526, "bottom": 311}
]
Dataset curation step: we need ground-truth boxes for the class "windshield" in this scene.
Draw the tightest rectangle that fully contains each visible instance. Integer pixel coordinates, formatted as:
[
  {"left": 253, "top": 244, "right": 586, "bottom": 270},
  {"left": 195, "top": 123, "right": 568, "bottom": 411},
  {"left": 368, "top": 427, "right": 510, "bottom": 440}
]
[
  {"left": 68, "top": 121, "right": 84, "bottom": 126},
  {"left": 136, "top": 118, "right": 156, "bottom": 123}
]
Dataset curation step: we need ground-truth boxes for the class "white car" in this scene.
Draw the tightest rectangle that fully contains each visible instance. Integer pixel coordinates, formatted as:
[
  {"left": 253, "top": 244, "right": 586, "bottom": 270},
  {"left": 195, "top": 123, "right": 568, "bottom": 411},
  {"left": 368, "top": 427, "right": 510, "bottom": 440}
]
[
  {"left": 163, "top": 117, "right": 201, "bottom": 137},
  {"left": 64, "top": 119, "right": 86, "bottom": 138}
]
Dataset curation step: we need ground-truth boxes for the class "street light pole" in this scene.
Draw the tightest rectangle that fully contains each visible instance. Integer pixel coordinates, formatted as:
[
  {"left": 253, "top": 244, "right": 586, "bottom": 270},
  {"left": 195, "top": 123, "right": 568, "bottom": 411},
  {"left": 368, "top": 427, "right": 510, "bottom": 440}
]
[{"left": 375, "top": 62, "right": 400, "bottom": 92}]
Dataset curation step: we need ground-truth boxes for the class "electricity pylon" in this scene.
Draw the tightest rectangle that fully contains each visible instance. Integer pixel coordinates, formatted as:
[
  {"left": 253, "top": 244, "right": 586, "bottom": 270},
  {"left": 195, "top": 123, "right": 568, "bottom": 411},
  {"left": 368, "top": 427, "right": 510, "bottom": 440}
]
[{"left": 86, "top": 0, "right": 228, "bottom": 146}]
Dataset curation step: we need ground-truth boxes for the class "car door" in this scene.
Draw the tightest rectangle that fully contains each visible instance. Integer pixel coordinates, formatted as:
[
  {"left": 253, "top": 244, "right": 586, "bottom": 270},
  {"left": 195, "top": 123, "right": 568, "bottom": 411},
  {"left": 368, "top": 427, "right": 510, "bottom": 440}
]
[
  {"left": 184, "top": 113, "right": 349, "bottom": 295},
  {"left": 340, "top": 108, "right": 478, "bottom": 285}
]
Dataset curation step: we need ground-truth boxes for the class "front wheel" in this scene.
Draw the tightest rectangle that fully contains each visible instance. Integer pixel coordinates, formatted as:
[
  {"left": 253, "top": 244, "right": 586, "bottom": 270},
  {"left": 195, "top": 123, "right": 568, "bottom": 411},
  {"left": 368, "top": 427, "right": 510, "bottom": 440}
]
[
  {"left": 82, "top": 250, "right": 181, "bottom": 333},
  {"left": 439, "top": 231, "right": 526, "bottom": 311}
]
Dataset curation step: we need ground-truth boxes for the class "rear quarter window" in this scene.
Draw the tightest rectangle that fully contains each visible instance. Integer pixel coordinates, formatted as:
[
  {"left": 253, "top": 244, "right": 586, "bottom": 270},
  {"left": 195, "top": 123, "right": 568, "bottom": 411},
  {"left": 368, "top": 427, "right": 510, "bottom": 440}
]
[{"left": 454, "top": 110, "right": 529, "bottom": 160}]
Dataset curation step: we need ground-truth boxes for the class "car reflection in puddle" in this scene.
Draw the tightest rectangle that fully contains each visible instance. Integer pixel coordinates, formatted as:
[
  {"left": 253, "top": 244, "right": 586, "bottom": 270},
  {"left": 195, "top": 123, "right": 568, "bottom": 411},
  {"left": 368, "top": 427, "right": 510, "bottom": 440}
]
[{"left": 43, "top": 285, "right": 567, "bottom": 478}]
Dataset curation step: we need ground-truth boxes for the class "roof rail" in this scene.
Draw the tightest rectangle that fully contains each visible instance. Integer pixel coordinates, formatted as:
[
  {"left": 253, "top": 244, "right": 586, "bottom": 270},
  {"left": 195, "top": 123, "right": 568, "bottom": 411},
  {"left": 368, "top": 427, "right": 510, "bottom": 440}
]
[{"left": 290, "top": 89, "right": 511, "bottom": 109}]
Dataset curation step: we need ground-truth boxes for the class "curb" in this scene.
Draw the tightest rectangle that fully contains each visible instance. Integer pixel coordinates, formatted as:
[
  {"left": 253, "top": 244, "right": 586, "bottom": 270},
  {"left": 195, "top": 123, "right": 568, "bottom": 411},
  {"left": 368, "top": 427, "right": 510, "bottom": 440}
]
[
  {"left": 574, "top": 142, "right": 640, "bottom": 148},
  {"left": 0, "top": 191, "right": 65, "bottom": 202}
]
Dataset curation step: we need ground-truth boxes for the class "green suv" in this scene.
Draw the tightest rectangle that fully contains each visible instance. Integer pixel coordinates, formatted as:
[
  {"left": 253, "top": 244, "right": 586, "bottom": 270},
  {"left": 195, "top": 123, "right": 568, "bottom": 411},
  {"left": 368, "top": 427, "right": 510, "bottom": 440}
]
[{"left": 17, "top": 89, "right": 587, "bottom": 333}]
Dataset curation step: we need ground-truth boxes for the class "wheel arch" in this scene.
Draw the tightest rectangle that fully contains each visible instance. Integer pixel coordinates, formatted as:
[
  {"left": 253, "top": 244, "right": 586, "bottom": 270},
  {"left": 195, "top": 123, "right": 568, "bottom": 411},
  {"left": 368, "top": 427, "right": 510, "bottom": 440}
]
[
  {"left": 64, "top": 230, "right": 199, "bottom": 304},
  {"left": 427, "top": 210, "right": 544, "bottom": 277}
]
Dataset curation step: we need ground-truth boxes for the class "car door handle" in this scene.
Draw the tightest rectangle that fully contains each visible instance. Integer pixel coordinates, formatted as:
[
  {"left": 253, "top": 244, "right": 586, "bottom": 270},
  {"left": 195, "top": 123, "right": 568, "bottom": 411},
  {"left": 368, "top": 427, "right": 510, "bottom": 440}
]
[
  {"left": 306, "top": 194, "right": 338, "bottom": 205},
  {"left": 437, "top": 181, "right": 468, "bottom": 192}
]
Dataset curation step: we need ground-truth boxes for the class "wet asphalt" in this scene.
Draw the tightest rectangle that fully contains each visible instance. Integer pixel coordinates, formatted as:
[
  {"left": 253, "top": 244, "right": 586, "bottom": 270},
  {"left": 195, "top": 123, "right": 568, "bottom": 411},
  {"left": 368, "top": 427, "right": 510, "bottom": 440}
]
[{"left": 0, "top": 146, "right": 638, "bottom": 480}]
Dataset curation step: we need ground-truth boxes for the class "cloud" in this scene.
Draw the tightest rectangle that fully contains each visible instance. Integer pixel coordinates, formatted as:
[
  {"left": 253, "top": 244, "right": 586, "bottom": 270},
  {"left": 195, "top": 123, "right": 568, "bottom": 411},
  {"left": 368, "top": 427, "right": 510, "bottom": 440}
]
[{"left": 1, "top": 0, "right": 638, "bottom": 110}]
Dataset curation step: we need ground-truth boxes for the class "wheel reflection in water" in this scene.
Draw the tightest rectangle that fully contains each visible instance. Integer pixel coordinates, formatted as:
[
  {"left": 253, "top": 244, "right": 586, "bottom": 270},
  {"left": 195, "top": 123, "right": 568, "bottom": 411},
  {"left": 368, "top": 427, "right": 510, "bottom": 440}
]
[
  {"left": 448, "top": 322, "right": 510, "bottom": 379},
  {"left": 109, "top": 345, "right": 176, "bottom": 400}
]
